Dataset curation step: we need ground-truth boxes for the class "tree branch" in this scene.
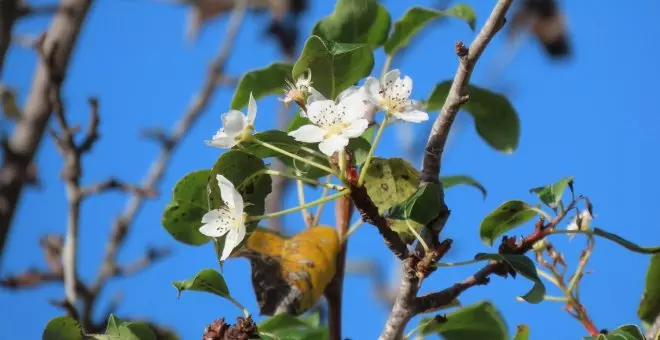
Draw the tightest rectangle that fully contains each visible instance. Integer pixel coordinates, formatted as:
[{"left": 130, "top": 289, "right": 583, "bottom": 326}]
[
  {"left": 0, "top": 0, "right": 93, "bottom": 267},
  {"left": 379, "top": 2, "right": 513, "bottom": 339},
  {"left": 94, "top": 0, "right": 247, "bottom": 299}
]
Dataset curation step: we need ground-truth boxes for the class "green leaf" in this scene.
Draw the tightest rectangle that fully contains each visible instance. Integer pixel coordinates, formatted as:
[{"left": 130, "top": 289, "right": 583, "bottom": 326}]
[
  {"left": 209, "top": 150, "right": 272, "bottom": 221},
  {"left": 529, "top": 176, "right": 573, "bottom": 209},
  {"left": 514, "top": 325, "right": 530, "bottom": 340},
  {"left": 441, "top": 175, "right": 487, "bottom": 199},
  {"left": 287, "top": 110, "right": 310, "bottom": 132},
  {"left": 230, "top": 62, "right": 293, "bottom": 110},
  {"left": 639, "top": 254, "right": 660, "bottom": 325},
  {"left": 428, "top": 82, "right": 520, "bottom": 153},
  {"left": 293, "top": 35, "right": 374, "bottom": 99},
  {"left": 388, "top": 183, "right": 442, "bottom": 243},
  {"left": 162, "top": 170, "right": 211, "bottom": 246},
  {"left": 259, "top": 315, "right": 313, "bottom": 333},
  {"left": 105, "top": 315, "right": 156, "bottom": 340},
  {"left": 347, "top": 136, "right": 372, "bottom": 166},
  {"left": 312, "top": 0, "right": 391, "bottom": 47},
  {"left": 584, "top": 325, "right": 645, "bottom": 340},
  {"left": 42, "top": 316, "right": 84, "bottom": 340},
  {"left": 480, "top": 200, "right": 537, "bottom": 247},
  {"left": 419, "top": 301, "right": 508, "bottom": 340},
  {"left": 172, "top": 268, "right": 230, "bottom": 299},
  {"left": 384, "top": 5, "right": 475, "bottom": 55},
  {"left": 362, "top": 157, "right": 420, "bottom": 214},
  {"left": 475, "top": 253, "right": 545, "bottom": 303},
  {"left": 592, "top": 228, "right": 660, "bottom": 254},
  {"left": 259, "top": 314, "right": 328, "bottom": 340}
]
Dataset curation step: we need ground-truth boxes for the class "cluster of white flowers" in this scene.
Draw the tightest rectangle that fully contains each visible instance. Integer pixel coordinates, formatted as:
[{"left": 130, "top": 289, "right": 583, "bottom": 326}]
[
  {"left": 202, "top": 69, "right": 428, "bottom": 259},
  {"left": 288, "top": 69, "right": 428, "bottom": 156}
]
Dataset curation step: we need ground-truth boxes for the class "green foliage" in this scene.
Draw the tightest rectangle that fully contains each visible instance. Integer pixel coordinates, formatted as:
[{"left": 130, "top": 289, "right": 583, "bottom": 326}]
[
  {"left": 529, "top": 176, "right": 573, "bottom": 209},
  {"left": 312, "top": 0, "right": 391, "bottom": 48},
  {"left": 384, "top": 4, "right": 476, "bottom": 55},
  {"left": 480, "top": 200, "right": 537, "bottom": 247},
  {"left": 209, "top": 150, "right": 272, "bottom": 221},
  {"left": 363, "top": 157, "right": 420, "bottom": 214},
  {"left": 161, "top": 170, "right": 212, "bottom": 246},
  {"left": 388, "top": 183, "right": 442, "bottom": 243},
  {"left": 583, "top": 325, "right": 645, "bottom": 340},
  {"left": 172, "top": 268, "right": 231, "bottom": 300},
  {"left": 441, "top": 175, "right": 487, "bottom": 199},
  {"left": 639, "top": 254, "right": 660, "bottom": 325},
  {"left": 293, "top": 36, "right": 374, "bottom": 99},
  {"left": 592, "top": 228, "right": 660, "bottom": 254},
  {"left": 474, "top": 253, "right": 546, "bottom": 303},
  {"left": 258, "top": 313, "right": 329, "bottom": 340},
  {"left": 419, "top": 301, "right": 508, "bottom": 340},
  {"left": 105, "top": 315, "right": 156, "bottom": 340},
  {"left": 514, "top": 325, "right": 530, "bottom": 340},
  {"left": 428, "top": 82, "right": 520, "bottom": 153},
  {"left": 230, "top": 63, "right": 293, "bottom": 110},
  {"left": 42, "top": 316, "right": 84, "bottom": 340}
]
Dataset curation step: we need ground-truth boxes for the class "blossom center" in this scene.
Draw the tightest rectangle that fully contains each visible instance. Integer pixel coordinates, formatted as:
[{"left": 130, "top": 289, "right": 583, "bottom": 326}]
[
  {"left": 381, "top": 97, "right": 406, "bottom": 113},
  {"left": 323, "top": 122, "right": 350, "bottom": 138}
]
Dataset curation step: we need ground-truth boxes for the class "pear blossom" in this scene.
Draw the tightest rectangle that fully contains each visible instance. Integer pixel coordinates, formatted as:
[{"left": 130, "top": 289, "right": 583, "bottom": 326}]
[
  {"left": 566, "top": 209, "right": 593, "bottom": 241},
  {"left": 288, "top": 87, "right": 370, "bottom": 156},
  {"left": 280, "top": 69, "right": 313, "bottom": 108},
  {"left": 205, "top": 93, "right": 257, "bottom": 149},
  {"left": 364, "top": 69, "right": 429, "bottom": 123},
  {"left": 199, "top": 174, "right": 247, "bottom": 261}
]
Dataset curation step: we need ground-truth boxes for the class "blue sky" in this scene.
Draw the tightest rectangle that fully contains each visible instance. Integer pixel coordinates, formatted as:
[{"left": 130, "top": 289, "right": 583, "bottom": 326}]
[{"left": 2, "top": 0, "right": 660, "bottom": 339}]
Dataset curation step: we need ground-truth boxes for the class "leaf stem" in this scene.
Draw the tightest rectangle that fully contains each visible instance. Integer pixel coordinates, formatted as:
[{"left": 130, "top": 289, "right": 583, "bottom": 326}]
[
  {"left": 358, "top": 113, "right": 390, "bottom": 186},
  {"left": 536, "top": 267, "right": 560, "bottom": 287},
  {"left": 381, "top": 55, "right": 393, "bottom": 80},
  {"left": 226, "top": 295, "right": 250, "bottom": 318},
  {"left": 252, "top": 138, "right": 335, "bottom": 174},
  {"left": 247, "top": 190, "right": 350, "bottom": 221},
  {"left": 264, "top": 169, "right": 344, "bottom": 191},
  {"left": 344, "top": 219, "right": 364, "bottom": 239},
  {"left": 406, "top": 219, "right": 429, "bottom": 253},
  {"left": 312, "top": 175, "right": 332, "bottom": 225},
  {"left": 528, "top": 206, "right": 553, "bottom": 222},
  {"left": 295, "top": 172, "right": 311, "bottom": 227}
]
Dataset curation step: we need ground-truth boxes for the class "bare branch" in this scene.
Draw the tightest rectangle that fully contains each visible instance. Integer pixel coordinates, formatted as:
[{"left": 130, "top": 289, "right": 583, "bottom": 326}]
[
  {"left": 80, "top": 178, "right": 156, "bottom": 198},
  {"left": 0, "top": 0, "right": 93, "bottom": 266},
  {"left": 95, "top": 0, "right": 248, "bottom": 296},
  {"left": 380, "top": 2, "right": 513, "bottom": 339}
]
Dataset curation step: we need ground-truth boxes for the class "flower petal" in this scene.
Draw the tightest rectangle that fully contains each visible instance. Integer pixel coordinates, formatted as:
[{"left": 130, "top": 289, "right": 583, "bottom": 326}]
[
  {"left": 318, "top": 134, "right": 349, "bottom": 156},
  {"left": 247, "top": 92, "right": 257, "bottom": 125},
  {"left": 216, "top": 174, "right": 243, "bottom": 213},
  {"left": 394, "top": 109, "right": 428, "bottom": 123},
  {"left": 221, "top": 110, "right": 248, "bottom": 134},
  {"left": 336, "top": 86, "right": 359, "bottom": 103},
  {"left": 382, "top": 69, "right": 401, "bottom": 90},
  {"left": 342, "top": 118, "right": 369, "bottom": 138},
  {"left": 339, "top": 88, "right": 371, "bottom": 122},
  {"left": 199, "top": 209, "right": 233, "bottom": 237},
  {"left": 307, "top": 100, "right": 341, "bottom": 126},
  {"left": 388, "top": 75, "right": 413, "bottom": 101},
  {"left": 288, "top": 124, "right": 326, "bottom": 143},
  {"left": 306, "top": 87, "right": 326, "bottom": 106},
  {"left": 364, "top": 77, "right": 384, "bottom": 105},
  {"left": 221, "top": 224, "right": 246, "bottom": 261},
  {"left": 205, "top": 130, "right": 237, "bottom": 149}
]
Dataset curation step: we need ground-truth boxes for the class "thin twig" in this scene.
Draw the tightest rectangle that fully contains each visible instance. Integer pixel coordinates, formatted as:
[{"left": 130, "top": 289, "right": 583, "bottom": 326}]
[
  {"left": 0, "top": 0, "right": 93, "bottom": 267},
  {"left": 94, "top": 0, "right": 247, "bottom": 297},
  {"left": 325, "top": 194, "right": 352, "bottom": 340}
]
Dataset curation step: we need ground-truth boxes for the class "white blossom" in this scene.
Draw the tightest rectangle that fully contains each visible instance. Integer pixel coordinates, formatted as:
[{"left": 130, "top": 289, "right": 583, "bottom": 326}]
[
  {"left": 364, "top": 69, "right": 429, "bottom": 123},
  {"left": 205, "top": 93, "right": 257, "bottom": 149},
  {"left": 566, "top": 209, "right": 593, "bottom": 241},
  {"left": 288, "top": 87, "right": 370, "bottom": 156},
  {"left": 199, "top": 174, "right": 247, "bottom": 261},
  {"left": 280, "top": 70, "right": 313, "bottom": 108}
]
